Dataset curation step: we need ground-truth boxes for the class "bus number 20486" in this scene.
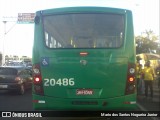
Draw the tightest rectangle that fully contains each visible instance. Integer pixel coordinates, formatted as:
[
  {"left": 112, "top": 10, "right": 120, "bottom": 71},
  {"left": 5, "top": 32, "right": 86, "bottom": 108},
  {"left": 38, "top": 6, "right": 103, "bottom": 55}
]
[{"left": 44, "top": 78, "right": 75, "bottom": 86}]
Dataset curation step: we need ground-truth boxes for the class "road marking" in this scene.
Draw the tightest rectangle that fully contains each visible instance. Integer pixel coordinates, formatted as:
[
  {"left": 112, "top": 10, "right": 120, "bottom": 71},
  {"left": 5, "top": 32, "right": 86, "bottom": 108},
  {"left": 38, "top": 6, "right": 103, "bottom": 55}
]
[{"left": 137, "top": 103, "right": 147, "bottom": 111}]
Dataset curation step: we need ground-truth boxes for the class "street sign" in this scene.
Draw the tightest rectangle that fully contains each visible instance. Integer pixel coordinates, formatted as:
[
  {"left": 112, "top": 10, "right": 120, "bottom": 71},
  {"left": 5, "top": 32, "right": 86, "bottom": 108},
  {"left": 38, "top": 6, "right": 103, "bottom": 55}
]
[{"left": 17, "top": 13, "right": 35, "bottom": 24}]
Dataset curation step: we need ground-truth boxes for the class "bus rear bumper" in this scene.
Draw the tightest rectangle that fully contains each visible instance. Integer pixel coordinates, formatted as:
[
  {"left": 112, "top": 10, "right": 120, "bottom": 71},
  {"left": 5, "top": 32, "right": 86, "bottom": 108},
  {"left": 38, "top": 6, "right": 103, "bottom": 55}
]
[{"left": 32, "top": 94, "right": 137, "bottom": 110}]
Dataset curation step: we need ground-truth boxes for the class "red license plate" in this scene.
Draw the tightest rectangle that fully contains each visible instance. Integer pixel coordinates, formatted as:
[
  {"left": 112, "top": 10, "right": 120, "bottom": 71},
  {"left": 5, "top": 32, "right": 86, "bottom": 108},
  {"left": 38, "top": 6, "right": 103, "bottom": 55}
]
[{"left": 76, "top": 89, "right": 93, "bottom": 95}]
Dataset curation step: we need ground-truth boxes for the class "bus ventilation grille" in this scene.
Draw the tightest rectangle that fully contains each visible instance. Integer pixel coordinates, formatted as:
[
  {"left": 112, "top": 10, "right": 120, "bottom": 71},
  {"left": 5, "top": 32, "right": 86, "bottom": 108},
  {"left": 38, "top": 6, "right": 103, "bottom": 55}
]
[{"left": 72, "top": 101, "right": 98, "bottom": 105}]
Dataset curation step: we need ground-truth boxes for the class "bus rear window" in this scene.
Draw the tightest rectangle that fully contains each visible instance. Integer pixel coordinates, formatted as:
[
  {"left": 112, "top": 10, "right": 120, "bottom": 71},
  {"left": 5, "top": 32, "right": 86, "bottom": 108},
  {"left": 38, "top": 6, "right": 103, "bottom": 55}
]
[{"left": 43, "top": 13, "right": 124, "bottom": 48}]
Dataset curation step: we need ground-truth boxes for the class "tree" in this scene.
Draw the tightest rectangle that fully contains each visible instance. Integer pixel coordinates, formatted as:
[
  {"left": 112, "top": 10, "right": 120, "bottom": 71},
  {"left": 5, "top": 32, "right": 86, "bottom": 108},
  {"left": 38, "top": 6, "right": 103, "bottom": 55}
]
[{"left": 135, "top": 30, "right": 159, "bottom": 54}]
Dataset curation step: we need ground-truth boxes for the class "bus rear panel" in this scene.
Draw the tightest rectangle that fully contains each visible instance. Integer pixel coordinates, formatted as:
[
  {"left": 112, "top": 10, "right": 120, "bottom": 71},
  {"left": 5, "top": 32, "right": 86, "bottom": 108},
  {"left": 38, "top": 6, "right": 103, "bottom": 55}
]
[{"left": 32, "top": 7, "right": 137, "bottom": 110}]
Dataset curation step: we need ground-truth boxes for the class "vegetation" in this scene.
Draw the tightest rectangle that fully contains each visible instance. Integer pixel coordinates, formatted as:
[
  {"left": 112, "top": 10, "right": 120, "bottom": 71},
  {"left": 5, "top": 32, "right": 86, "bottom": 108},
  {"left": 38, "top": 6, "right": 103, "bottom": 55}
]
[{"left": 135, "top": 30, "right": 159, "bottom": 54}]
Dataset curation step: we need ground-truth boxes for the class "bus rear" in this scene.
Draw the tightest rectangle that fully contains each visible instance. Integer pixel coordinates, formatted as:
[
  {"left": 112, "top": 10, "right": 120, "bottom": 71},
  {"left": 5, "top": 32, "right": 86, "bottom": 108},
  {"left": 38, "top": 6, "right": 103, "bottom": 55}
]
[{"left": 32, "top": 7, "right": 137, "bottom": 110}]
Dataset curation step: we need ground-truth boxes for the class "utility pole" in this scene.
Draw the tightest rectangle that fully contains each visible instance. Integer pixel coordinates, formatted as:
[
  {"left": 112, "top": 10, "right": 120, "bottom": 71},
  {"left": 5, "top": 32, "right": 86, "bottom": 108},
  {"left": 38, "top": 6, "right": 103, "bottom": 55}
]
[
  {"left": 0, "top": 16, "right": 17, "bottom": 66},
  {"left": 0, "top": 14, "right": 34, "bottom": 65},
  {"left": 2, "top": 21, "right": 7, "bottom": 65}
]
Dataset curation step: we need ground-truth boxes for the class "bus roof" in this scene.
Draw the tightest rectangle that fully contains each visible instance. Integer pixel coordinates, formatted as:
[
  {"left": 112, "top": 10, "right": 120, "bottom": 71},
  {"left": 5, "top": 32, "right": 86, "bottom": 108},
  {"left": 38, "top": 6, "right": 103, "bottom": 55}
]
[{"left": 36, "top": 6, "right": 131, "bottom": 15}]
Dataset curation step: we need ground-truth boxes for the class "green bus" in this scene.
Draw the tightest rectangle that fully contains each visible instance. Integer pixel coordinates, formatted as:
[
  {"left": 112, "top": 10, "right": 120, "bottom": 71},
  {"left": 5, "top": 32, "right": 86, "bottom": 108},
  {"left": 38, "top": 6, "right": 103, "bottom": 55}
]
[{"left": 32, "top": 7, "right": 137, "bottom": 110}]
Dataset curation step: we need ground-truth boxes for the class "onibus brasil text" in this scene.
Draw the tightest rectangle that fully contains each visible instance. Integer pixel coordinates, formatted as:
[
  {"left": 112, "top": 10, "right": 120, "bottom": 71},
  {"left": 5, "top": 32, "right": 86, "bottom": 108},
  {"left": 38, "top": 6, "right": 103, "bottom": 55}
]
[{"left": 2, "top": 112, "right": 42, "bottom": 118}]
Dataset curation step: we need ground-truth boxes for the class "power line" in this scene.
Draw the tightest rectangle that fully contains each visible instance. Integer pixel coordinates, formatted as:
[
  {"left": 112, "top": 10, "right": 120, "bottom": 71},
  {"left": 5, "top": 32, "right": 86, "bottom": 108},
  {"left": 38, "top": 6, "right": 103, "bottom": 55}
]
[
  {"left": 0, "top": 19, "right": 17, "bottom": 40},
  {"left": 5, "top": 22, "right": 17, "bottom": 35},
  {"left": 0, "top": 16, "right": 17, "bottom": 22}
]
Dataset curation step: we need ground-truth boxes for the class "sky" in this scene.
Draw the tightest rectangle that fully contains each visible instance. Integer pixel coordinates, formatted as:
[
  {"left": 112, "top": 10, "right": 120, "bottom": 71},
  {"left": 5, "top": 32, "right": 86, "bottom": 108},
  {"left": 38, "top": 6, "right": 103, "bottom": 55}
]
[{"left": 0, "top": 0, "right": 159, "bottom": 57}]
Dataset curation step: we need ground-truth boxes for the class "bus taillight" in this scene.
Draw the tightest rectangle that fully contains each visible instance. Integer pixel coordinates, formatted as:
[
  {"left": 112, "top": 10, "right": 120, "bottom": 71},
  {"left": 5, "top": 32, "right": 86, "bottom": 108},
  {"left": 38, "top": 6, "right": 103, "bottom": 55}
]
[
  {"left": 128, "top": 77, "right": 134, "bottom": 82},
  {"left": 125, "top": 63, "right": 136, "bottom": 95},
  {"left": 34, "top": 76, "right": 42, "bottom": 84},
  {"left": 33, "top": 63, "right": 44, "bottom": 95}
]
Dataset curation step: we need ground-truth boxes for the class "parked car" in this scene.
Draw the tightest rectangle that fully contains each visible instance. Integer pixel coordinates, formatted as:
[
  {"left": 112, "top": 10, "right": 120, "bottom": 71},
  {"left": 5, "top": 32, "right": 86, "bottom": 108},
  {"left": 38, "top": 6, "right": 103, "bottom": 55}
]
[{"left": 0, "top": 66, "right": 33, "bottom": 95}]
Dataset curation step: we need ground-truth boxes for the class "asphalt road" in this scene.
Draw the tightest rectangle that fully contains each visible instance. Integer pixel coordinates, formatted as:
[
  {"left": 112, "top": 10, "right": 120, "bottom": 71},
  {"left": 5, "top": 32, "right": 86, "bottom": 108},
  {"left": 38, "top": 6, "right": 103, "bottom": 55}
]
[
  {"left": 0, "top": 89, "right": 33, "bottom": 111},
  {"left": 0, "top": 89, "right": 159, "bottom": 120}
]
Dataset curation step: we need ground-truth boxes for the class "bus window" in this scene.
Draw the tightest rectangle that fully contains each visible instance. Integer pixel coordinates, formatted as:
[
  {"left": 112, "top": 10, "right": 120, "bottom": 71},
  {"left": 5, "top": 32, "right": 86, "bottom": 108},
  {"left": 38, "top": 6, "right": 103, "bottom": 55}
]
[{"left": 43, "top": 13, "right": 124, "bottom": 49}]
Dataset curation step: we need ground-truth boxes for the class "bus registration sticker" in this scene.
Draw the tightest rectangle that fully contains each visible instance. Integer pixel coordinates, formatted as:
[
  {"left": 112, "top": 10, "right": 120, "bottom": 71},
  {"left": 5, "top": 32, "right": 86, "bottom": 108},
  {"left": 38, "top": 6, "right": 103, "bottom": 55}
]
[{"left": 76, "top": 89, "right": 93, "bottom": 95}]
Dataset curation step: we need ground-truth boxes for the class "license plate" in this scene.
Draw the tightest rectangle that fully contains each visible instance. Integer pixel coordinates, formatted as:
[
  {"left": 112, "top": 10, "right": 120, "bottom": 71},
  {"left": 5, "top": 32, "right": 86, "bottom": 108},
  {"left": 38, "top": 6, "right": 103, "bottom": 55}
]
[
  {"left": 0, "top": 85, "right": 8, "bottom": 88},
  {"left": 76, "top": 89, "right": 93, "bottom": 95}
]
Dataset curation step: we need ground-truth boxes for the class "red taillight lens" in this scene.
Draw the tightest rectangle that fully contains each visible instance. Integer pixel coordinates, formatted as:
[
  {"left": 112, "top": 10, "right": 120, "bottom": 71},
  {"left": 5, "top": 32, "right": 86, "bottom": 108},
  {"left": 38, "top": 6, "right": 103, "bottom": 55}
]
[
  {"left": 35, "top": 77, "right": 40, "bottom": 82},
  {"left": 125, "top": 63, "right": 136, "bottom": 95},
  {"left": 129, "top": 77, "right": 134, "bottom": 82},
  {"left": 33, "top": 63, "right": 44, "bottom": 95},
  {"left": 34, "top": 76, "right": 42, "bottom": 84}
]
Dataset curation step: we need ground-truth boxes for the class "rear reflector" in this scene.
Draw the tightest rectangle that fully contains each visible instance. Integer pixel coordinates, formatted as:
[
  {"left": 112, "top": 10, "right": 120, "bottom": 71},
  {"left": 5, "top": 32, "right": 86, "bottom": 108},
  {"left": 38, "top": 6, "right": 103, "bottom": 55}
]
[
  {"left": 33, "top": 100, "right": 45, "bottom": 104},
  {"left": 124, "top": 101, "right": 136, "bottom": 104},
  {"left": 80, "top": 52, "right": 88, "bottom": 56},
  {"left": 33, "top": 100, "right": 38, "bottom": 103}
]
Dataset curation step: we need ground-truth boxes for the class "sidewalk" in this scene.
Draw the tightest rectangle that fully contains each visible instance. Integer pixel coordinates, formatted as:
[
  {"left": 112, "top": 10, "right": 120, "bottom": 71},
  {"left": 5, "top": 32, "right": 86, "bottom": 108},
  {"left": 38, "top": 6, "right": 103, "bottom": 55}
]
[
  {"left": 137, "top": 95, "right": 160, "bottom": 111},
  {"left": 137, "top": 79, "right": 160, "bottom": 111}
]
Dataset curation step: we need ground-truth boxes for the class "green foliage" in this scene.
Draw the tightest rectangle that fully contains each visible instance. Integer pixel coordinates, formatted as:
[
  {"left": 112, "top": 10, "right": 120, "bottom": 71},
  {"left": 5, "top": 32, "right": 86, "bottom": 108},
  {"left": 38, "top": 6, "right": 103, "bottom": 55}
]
[{"left": 135, "top": 30, "right": 159, "bottom": 54}]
